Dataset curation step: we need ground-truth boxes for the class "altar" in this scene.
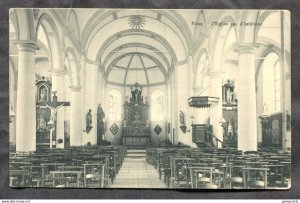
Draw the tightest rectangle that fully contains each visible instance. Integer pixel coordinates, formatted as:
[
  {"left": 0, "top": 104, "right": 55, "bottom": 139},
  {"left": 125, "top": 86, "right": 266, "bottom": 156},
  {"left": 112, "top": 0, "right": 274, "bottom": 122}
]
[{"left": 121, "top": 83, "right": 151, "bottom": 147}]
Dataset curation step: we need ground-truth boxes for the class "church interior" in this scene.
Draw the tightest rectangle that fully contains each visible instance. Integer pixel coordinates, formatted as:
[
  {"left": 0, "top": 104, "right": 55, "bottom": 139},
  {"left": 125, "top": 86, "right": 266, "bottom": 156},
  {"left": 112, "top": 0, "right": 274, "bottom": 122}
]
[{"left": 9, "top": 9, "right": 291, "bottom": 189}]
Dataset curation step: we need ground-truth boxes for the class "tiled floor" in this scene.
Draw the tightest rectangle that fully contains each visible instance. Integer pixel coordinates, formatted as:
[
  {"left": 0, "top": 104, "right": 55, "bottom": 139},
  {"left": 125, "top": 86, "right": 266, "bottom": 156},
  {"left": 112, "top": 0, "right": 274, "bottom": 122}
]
[{"left": 110, "top": 157, "right": 166, "bottom": 188}]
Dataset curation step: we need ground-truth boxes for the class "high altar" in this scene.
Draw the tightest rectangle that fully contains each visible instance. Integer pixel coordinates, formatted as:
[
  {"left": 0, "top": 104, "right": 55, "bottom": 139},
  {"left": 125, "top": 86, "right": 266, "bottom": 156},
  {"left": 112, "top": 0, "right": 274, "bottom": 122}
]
[{"left": 122, "top": 83, "right": 151, "bottom": 147}]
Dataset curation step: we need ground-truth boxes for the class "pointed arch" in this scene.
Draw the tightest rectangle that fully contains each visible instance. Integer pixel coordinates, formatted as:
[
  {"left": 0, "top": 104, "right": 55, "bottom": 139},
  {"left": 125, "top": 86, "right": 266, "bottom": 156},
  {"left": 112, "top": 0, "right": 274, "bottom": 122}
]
[{"left": 36, "top": 13, "right": 62, "bottom": 70}]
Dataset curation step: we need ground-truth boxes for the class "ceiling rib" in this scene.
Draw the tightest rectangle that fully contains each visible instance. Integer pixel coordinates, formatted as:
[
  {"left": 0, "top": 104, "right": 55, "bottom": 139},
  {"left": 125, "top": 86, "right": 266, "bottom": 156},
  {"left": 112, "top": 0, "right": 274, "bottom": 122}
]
[
  {"left": 123, "top": 55, "right": 134, "bottom": 84},
  {"left": 139, "top": 55, "right": 150, "bottom": 85},
  {"left": 106, "top": 52, "right": 167, "bottom": 78}
]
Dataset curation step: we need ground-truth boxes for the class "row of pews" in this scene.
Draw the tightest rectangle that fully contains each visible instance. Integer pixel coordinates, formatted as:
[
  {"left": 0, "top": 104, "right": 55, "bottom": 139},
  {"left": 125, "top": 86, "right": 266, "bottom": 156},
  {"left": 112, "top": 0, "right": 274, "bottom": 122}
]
[
  {"left": 9, "top": 145, "right": 127, "bottom": 188},
  {"left": 146, "top": 146, "right": 291, "bottom": 189}
]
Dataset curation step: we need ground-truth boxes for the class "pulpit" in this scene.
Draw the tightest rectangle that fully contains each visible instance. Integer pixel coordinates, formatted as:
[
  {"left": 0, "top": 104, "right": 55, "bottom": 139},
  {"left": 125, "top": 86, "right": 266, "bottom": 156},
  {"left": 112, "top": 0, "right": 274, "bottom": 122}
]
[
  {"left": 261, "top": 113, "right": 282, "bottom": 149},
  {"left": 122, "top": 83, "right": 151, "bottom": 147},
  {"left": 192, "top": 124, "right": 213, "bottom": 148}
]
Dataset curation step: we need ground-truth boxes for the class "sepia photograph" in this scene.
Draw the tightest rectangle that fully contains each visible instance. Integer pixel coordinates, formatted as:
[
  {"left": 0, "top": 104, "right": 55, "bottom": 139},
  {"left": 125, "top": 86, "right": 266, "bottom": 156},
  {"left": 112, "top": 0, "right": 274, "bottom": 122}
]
[{"left": 8, "top": 8, "right": 291, "bottom": 189}]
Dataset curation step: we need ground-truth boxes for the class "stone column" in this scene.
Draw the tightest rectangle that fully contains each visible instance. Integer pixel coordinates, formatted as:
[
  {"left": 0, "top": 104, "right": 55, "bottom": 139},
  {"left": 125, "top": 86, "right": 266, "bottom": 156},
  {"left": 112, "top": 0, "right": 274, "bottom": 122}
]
[
  {"left": 15, "top": 42, "right": 38, "bottom": 152},
  {"left": 237, "top": 44, "right": 258, "bottom": 152},
  {"left": 51, "top": 69, "right": 65, "bottom": 149},
  {"left": 70, "top": 86, "right": 82, "bottom": 146},
  {"left": 83, "top": 63, "right": 98, "bottom": 145},
  {"left": 9, "top": 73, "right": 17, "bottom": 145},
  {"left": 209, "top": 72, "right": 223, "bottom": 147}
]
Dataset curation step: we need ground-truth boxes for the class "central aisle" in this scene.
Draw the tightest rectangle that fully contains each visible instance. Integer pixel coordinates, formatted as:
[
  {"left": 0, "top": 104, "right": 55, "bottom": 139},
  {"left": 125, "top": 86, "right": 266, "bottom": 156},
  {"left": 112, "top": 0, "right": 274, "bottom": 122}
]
[{"left": 110, "top": 150, "right": 166, "bottom": 188}]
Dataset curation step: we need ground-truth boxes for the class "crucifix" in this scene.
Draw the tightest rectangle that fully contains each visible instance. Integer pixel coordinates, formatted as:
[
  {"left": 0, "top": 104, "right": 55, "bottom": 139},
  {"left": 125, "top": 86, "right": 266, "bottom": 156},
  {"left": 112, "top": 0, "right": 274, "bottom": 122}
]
[{"left": 44, "top": 91, "right": 70, "bottom": 148}]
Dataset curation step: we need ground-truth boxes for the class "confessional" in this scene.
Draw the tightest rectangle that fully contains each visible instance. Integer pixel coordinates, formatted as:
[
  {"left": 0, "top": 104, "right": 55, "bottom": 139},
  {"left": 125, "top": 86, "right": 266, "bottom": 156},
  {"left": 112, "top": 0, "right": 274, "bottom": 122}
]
[{"left": 261, "top": 113, "right": 283, "bottom": 149}]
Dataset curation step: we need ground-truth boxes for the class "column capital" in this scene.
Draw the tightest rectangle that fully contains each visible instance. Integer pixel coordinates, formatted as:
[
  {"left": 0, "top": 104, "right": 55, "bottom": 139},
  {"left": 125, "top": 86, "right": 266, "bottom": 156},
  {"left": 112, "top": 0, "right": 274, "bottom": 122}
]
[
  {"left": 209, "top": 71, "right": 222, "bottom": 78},
  {"left": 236, "top": 43, "right": 260, "bottom": 54},
  {"left": 70, "top": 85, "right": 81, "bottom": 92},
  {"left": 174, "top": 59, "right": 187, "bottom": 66},
  {"left": 14, "top": 40, "right": 40, "bottom": 52},
  {"left": 187, "top": 50, "right": 194, "bottom": 57},
  {"left": 51, "top": 69, "right": 66, "bottom": 76}
]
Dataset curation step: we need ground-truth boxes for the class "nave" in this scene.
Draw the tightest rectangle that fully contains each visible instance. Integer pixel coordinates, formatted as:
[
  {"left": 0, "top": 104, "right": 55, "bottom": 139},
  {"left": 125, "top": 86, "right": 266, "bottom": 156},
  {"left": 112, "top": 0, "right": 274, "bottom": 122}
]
[
  {"left": 111, "top": 149, "right": 166, "bottom": 188},
  {"left": 9, "top": 145, "right": 291, "bottom": 189}
]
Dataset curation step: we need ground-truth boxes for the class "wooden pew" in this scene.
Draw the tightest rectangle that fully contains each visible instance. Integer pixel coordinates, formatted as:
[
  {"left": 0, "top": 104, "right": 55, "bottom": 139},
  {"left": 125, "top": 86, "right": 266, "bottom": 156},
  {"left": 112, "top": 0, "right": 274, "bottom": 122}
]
[
  {"left": 49, "top": 170, "right": 83, "bottom": 187},
  {"left": 242, "top": 167, "right": 269, "bottom": 189}
]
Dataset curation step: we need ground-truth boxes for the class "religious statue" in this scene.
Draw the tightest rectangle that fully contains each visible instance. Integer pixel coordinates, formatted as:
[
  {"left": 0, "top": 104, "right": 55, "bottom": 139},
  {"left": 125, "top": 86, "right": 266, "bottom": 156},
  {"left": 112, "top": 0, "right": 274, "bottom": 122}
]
[
  {"left": 226, "top": 88, "right": 233, "bottom": 103},
  {"left": 45, "top": 91, "right": 70, "bottom": 127},
  {"left": 131, "top": 82, "right": 143, "bottom": 104},
  {"left": 179, "top": 111, "right": 185, "bottom": 126},
  {"left": 145, "top": 119, "right": 150, "bottom": 127},
  {"left": 39, "top": 86, "right": 47, "bottom": 102},
  {"left": 47, "top": 105, "right": 59, "bottom": 126},
  {"left": 223, "top": 79, "right": 236, "bottom": 104},
  {"left": 97, "top": 104, "right": 105, "bottom": 145},
  {"left": 179, "top": 111, "right": 187, "bottom": 133},
  {"left": 86, "top": 109, "right": 93, "bottom": 134},
  {"left": 37, "top": 115, "right": 46, "bottom": 131},
  {"left": 123, "top": 119, "right": 127, "bottom": 127}
]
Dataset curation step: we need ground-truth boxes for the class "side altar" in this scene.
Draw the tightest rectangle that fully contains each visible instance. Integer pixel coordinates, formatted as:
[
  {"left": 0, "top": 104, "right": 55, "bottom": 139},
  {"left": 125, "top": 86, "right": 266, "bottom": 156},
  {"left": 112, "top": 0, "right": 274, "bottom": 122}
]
[{"left": 122, "top": 83, "right": 151, "bottom": 147}]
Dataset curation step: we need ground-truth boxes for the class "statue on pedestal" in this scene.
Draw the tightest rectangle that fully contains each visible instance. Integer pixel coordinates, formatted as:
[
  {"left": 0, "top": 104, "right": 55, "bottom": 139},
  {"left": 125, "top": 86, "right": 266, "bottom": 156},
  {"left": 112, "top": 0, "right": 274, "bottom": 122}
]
[
  {"left": 97, "top": 104, "right": 105, "bottom": 145},
  {"left": 86, "top": 109, "right": 93, "bottom": 134},
  {"left": 39, "top": 86, "right": 47, "bottom": 102},
  {"left": 37, "top": 115, "right": 46, "bottom": 131},
  {"left": 131, "top": 82, "right": 143, "bottom": 104}
]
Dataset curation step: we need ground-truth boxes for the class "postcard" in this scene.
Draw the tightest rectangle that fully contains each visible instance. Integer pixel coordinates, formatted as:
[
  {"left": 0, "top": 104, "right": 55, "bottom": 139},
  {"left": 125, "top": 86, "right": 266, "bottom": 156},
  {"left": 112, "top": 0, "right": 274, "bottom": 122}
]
[{"left": 9, "top": 8, "right": 291, "bottom": 189}]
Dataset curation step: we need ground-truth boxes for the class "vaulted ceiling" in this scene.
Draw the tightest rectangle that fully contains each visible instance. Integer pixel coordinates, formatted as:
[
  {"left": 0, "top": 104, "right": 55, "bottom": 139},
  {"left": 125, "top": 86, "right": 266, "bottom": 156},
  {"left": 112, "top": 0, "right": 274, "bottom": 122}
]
[{"left": 56, "top": 9, "right": 199, "bottom": 86}]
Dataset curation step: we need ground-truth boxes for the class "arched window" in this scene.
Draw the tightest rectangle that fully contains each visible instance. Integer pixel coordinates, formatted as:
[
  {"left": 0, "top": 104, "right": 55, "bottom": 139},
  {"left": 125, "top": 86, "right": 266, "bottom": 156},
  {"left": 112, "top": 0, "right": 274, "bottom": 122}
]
[
  {"left": 151, "top": 91, "right": 164, "bottom": 121},
  {"left": 261, "top": 52, "right": 281, "bottom": 113},
  {"left": 274, "top": 59, "right": 281, "bottom": 111},
  {"left": 108, "top": 90, "right": 121, "bottom": 120}
]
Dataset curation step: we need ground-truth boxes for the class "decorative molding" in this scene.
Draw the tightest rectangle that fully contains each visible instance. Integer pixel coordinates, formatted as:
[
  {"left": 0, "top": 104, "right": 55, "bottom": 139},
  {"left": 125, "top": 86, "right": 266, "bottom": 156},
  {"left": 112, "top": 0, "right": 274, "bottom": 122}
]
[
  {"left": 33, "top": 9, "right": 40, "bottom": 21},
  {"left": 157, "top": 13, "right": 162, "bottom": 21},
  {"left": 106, "top": 81, "right": 166, "bottom": 88},
  {"left": 235, "top": 43, "right": 260, "bottom": 54},
  {"left": 69, "top": 85, "right": 81, "bottom": 91},
  {"left": 14, "top": 40, "right": 40, "bottom": 51},
  {"left": 110, "top": 123, "right": 119, "bottom": 135},
  {"left": 174, "top": 59, "right": 187, "bottom": 66},
  {"left": 112, "top": 12, "right": 118, "bottom": 20},
  {"left": 51, "top": 68, "right": 66, "bottom": 76},
  {"left": 188, "top": 96, "right": 219, "bottom": 108},
  {"left": 209, "top": 71, "right": 222, "bottom": 78},
  {"left": 86, "top": 57, "right": 100, "bottom": 65},
  {"left": 128, "top": 15, "right": 146, "bottom": 30},
  {"left": 154, "top": 124, "right": 162, "bottom": 135}
]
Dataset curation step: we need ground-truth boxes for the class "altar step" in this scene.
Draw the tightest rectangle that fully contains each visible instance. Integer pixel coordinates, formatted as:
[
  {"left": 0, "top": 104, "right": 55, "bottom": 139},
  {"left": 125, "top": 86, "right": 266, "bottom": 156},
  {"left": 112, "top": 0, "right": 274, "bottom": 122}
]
[
  {"left": 126, "top": 145, "right": 148, "bottom": 150},
  {"left": 126, "top": 149, "right": 146, "bottom": 159}
]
